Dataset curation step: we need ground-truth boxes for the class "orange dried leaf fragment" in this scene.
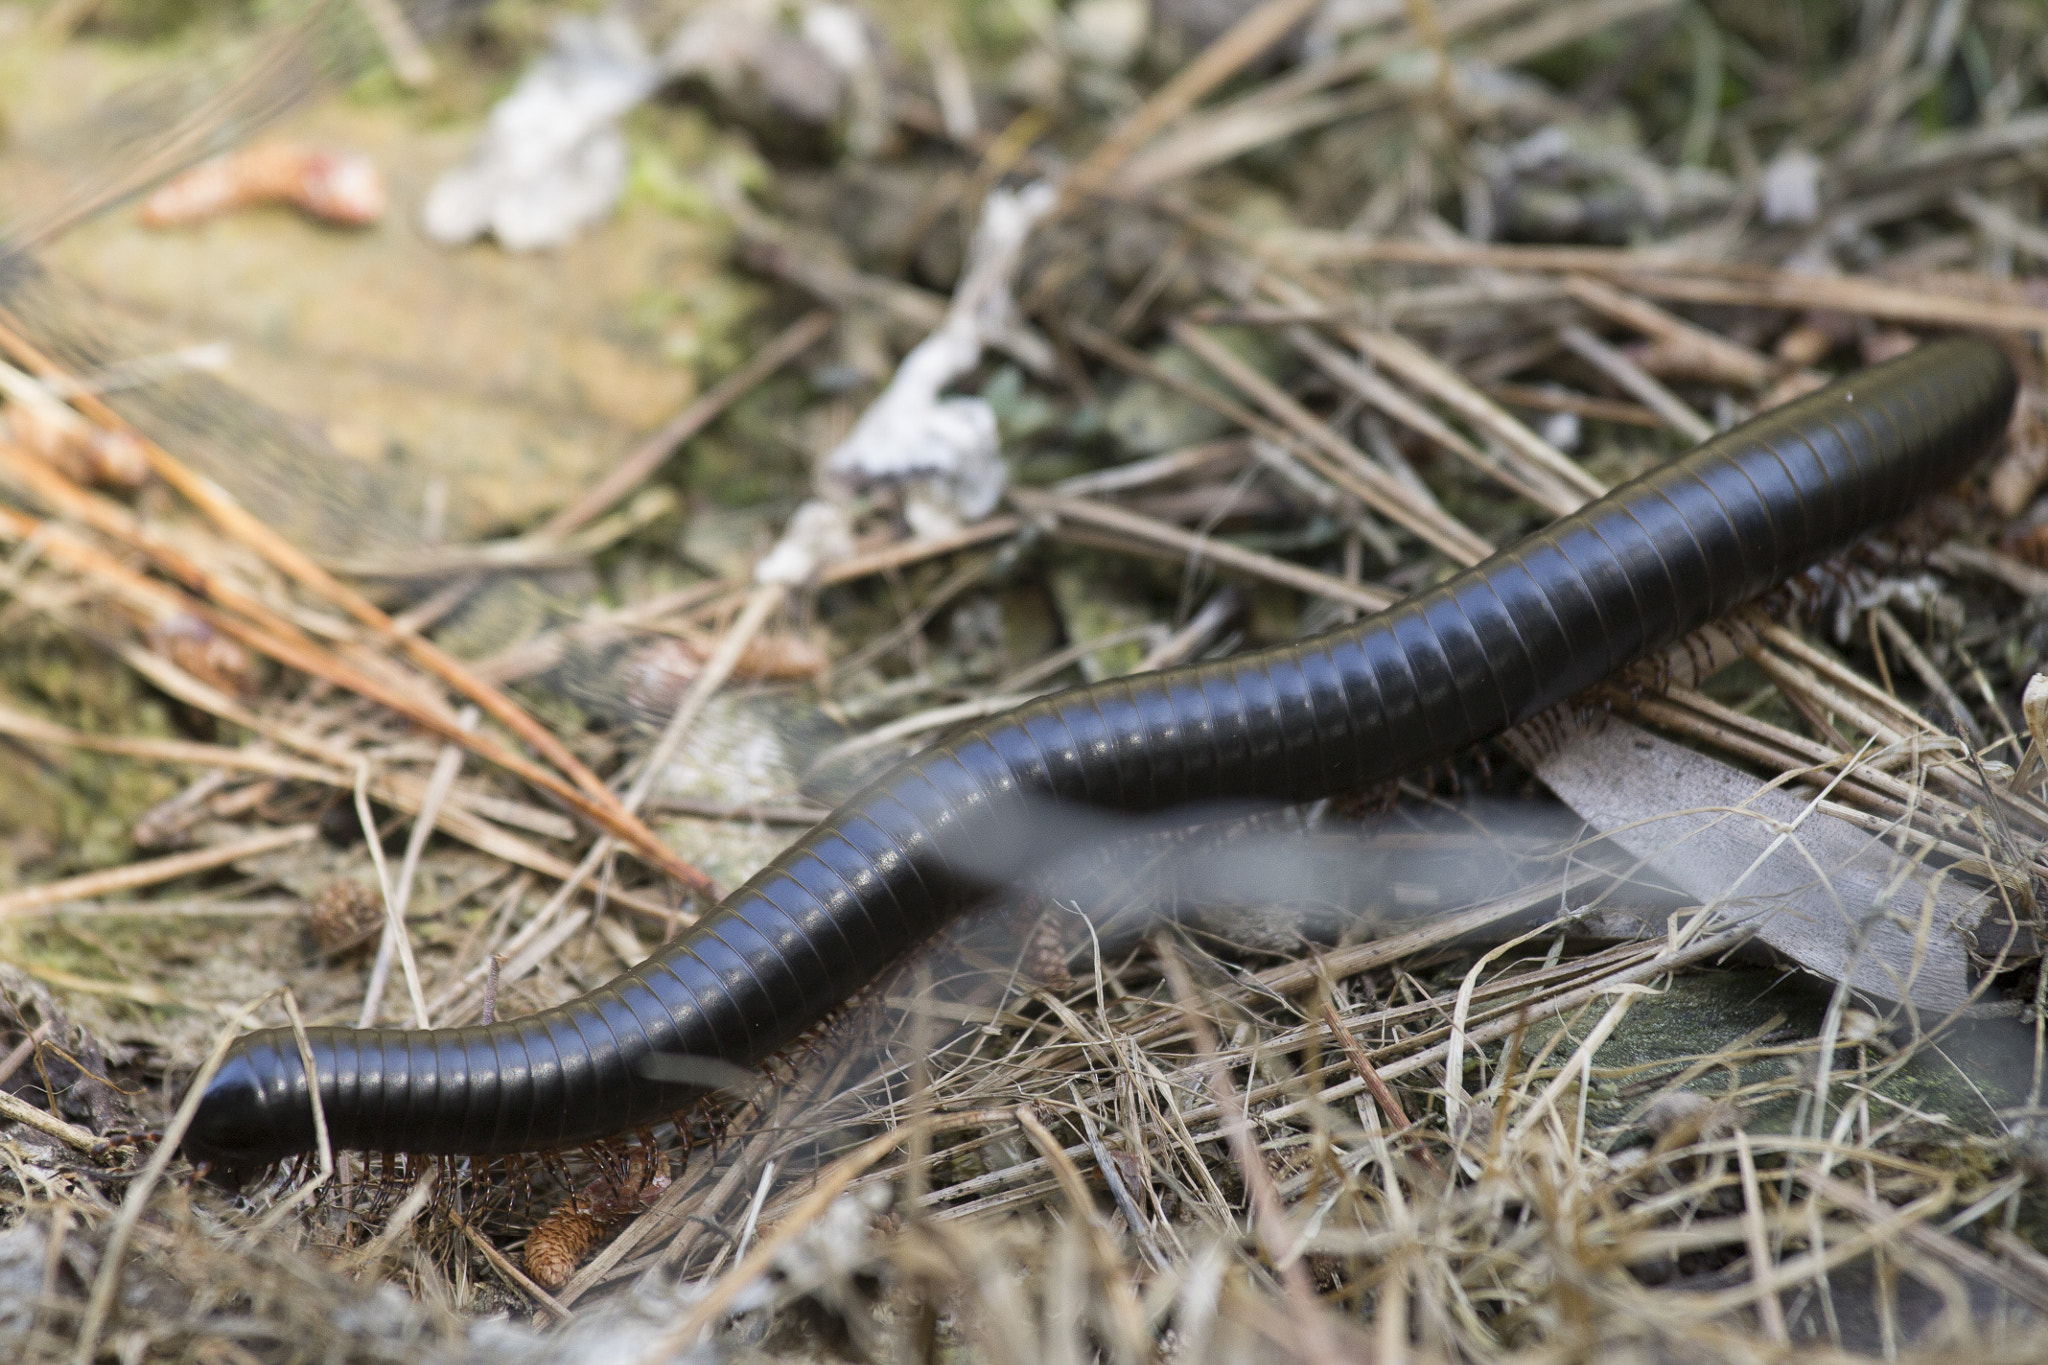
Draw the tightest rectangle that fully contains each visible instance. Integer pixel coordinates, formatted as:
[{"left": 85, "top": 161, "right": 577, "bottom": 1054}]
[
  {"left": 141, "top": 142, "right": 387, "bottom": 228},
  {"left": 2, "top": 400, "right": 149, "bottom": 488}
]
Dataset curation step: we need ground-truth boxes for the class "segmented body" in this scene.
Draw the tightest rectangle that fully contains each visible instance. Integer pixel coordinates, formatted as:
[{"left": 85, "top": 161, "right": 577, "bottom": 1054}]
[{"left": 183, "top": 337, "right": 2017, "bottom": 1168}]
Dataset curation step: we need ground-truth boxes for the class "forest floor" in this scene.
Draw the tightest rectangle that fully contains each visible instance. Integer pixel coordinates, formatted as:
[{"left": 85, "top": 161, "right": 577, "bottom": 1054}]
[{"left": 6, "top": 1, "right": 2048, "bottom": 1361}]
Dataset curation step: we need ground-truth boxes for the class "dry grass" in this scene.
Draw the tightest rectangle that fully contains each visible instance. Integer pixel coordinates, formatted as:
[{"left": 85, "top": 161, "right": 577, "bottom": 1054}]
[{"left": 6, "top": 0, "right": 2048, "bottom": 1360}]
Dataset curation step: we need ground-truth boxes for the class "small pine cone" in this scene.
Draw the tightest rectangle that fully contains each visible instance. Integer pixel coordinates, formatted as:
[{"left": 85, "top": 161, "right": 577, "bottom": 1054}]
[
  {"left": 523, "top": 1206, "right": 602, "bottom": 1291},
  {"left": 1020, "top": 907, "right": 1073, "bottom": 992},
  {"left": 308, "top": 880, "right": 384, "bottom": 955}
]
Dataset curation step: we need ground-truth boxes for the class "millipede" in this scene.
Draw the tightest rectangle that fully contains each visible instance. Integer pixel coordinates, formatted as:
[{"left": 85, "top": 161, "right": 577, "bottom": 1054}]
[{"left": 181, "top": 336, "right": 2016, "bottom": 1172}]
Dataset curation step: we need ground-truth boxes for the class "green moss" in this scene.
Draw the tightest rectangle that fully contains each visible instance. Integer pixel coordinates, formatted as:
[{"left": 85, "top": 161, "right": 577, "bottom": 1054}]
[
  {"left": 82, "top": 0, "right": 241, "bottom": 43},
  {"left": 0, "top": 624, "right": 181, "bottom": 884},
  {"left": 685, "top": 371, "right": 813, "bottom": 507},
  {"left": 1511, "top": 969, "right": 2017, "bottom": 1142}
]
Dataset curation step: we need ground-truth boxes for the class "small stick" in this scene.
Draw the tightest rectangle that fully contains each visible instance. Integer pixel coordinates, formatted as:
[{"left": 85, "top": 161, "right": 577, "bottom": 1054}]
[
  {"left": 1320, "top": 1000, "right": 1443, "bottom": 1177},
  {"left": 449, "top": 1209, "right": 571, "bottom": 1320},
  {"left": 1556, "top": 324, "right": 1716, "bottom": 443},
  {"left": 0, "top": 1087, "right": 101, "bottom": 1154},
  {"left": 1736, "top": 1130, "right": 1791, "bottom": 1343},
  {"left": 647, "top": 797, "right": 830, "bottom": 826},
  {"left": 1157, "top": 942, "right": 1343, "bottom": 1365},
  {"left": 353, "top": 0, "right": 437, "bottom": 88},
  {"left": 0, "top": 698, "right": 338, "bottom": 782},
  {"left": 346, "top": 1168, "right": 439, "bottom": 1268},
  {"left": 542, "top": 311, "right": 832, "bottom": 539},
  {"left": 1871, "top": 607, "right": 1983, "bottom": 744},
  {"left": 2010, "top": 674, "right": 2048, "bottom": 791},
  {"left": 1010, "top": 488, "right": 1394, "bottom": 612},
  {"left": 625, "top": 583, "right": 788, "bottom": 815},
  {"left": 731, "top": 1161, "right": 777, "bottom": 1265},
  {"left": 1289, "top": 327, "right": 1585, "bottom": 515},
  {"left": 1799, "top": 1170, "right": 2048, "bottom": 1314},
  {"left": 1135, "top": 588, "right": 1240, "bottom": 672},
  {"left": 393, "top": 714, "right": 473, "bottom": 956},
  {"left": 1013, "top": 1106, "right": 1150, "bottom": 1355},
  {"left": 1060, "top": 0, "right": 1322, "bottom": 208},
  {"left": 1563, "top": 273, "right": 1773, "bottom": 388},
  {"left": 1288, "top": 294, "right": 1608, "bottom": 503},
  {"left": 0, "top": 309, "right": 691, "bottom": 881},
  {"left": 0, "top": 1024, "right": 51, "bottom": 1087},
  {"left": 243, "top": 992, "right": 334, "bottom": 1238},
  {"left": 1486, "top": 382, "right": 1663, "bottom": 428},
  {"left": 0, "top": 501, "right": 704, "bottom": 885},
  {"left": 0, "top": 825, "right": 316, "bottom": 918},
  {"left": 1169, "top": 320, "right": 1494, "bottom": 563}
]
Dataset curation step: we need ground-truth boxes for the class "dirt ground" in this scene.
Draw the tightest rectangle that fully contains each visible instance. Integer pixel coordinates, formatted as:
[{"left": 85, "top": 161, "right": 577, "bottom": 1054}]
[{"left": 7, "top": 1, "right": 2048, "bottom": 1362}]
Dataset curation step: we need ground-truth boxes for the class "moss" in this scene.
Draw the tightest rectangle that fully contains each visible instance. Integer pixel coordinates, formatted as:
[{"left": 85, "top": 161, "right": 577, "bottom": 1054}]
[
  {"left": 0, "top": 625, "right": 181, "bottom": 884},
  {"left": 1518, "top": 968, "right": 2018, "bottom": 1142},
  {"left": 80, "top": 0, "right": 243, "bottom": 44},
  {"left": 684, "top": 371, "right": 815, "bottom": 508}
]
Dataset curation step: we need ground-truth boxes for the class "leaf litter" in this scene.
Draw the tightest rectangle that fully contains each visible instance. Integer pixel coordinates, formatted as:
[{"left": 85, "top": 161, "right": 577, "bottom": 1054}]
[{"left": 5, "top": 0, "right": 2048, "bottom": 1360}]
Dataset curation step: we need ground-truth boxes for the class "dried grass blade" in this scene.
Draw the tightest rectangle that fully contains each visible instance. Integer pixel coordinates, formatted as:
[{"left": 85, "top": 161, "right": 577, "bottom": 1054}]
[
  {"left": 0, "top": 307, "right": 688, "bottom": 878},
  {"left": 0, "top": 825, "right": 315, "bottom": 918},
  {"left": 1009, "top": 487, "right": 1395, "bottom": 611}
]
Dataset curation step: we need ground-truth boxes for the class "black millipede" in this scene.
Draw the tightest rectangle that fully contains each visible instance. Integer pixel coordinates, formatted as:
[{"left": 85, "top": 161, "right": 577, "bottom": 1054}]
[{"left": 180, "top": 335, "right": 2017, "bottom": 1170}]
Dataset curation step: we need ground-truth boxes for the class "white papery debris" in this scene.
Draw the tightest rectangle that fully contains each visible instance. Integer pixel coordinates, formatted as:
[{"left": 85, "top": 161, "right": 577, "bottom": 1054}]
[
  {"left": 665, "top": 0, "right": 889, "bottom": 150},
  {"left": 423, "top": 14, "right": 660, "bottom": 251},
  {"left": 754, "top": 181, "right": 1054, "bottom": 585},
  {"left": 823, "top": 182, "right": 1054, "bottom": 526},
  {"left": 1064, "top": 0, "right": 1150, "bottom": 69},
  {"left": 429, "top": 4, "right": 896, "bottom": 252},
  {"left": 1761, "top": 146, "right": 1823, "bottom": 225}
]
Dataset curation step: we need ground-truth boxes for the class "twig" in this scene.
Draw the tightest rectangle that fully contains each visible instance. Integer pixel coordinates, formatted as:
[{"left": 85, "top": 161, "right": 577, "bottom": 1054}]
[
  {"left": 1870, "top": 607, "right": 1983, "bottom": 744},
  {"left": 353, "top": 0, "right": 436, "bottom": 87},
  {"left": 542, "top": 311, "right": 832, "bottom": 539},
  {"left": 647, "top": 797, "right": 830, "bottom": 825},
  {"left": 243, "top": 992, "right": 333, "bottom": 1237},
  {"left": 450, "top": 1209, "right": 570, "bottom": 1320},
  {"left": 0, "top": 1088, "right": 102, "bottom": 1154},
  {"left": 1735, "top": 1131, "right": 1790, "bottom": 1344},
  {"left": 1797, "top": 1170, "right": 2048, "bottom": 1314},
  {"left": 1557, "top": 324, "right": 1716, "bottom": 442},
  {"left": 1486, "top": 382, "right": 1663, "bottom": 427},
  {"left": 1013, "top": 1106, "right": 1151, "bottom": 1354},
  {"left": 820, "top": 517, "right": 1026, "bottom": 586},
  {"left": 1010, "top": 488, "right": 1395, "bottom": 612},
  {"left": 1170, "top": 320, "right": 1495, "bottom": 562},
  {"left": 0, "top": 1024, "right": 51, "bottom": 1087},
  {"left": 1320, "top": 1000, "right": 1443, "bottom": 1177},
  {"left": 0, "top": 825, "right": 316, "bottom": 918},
  {"left": 358, "top": 710, "right": 474, "bottom": 1029},
  {"left": 1563, "top": 273, "right": 1773, "bottom": 388},
  {"left": 1060, "top": 0, "right": 1323, "bottom": 208},
  {"left": 0, "top": 310, "right": 695, "bottom": 883},
  {"left": 0, "top": 499, "right": 705, "bottom": 886},
  {"left": 1287, "top": 327, "right": 1586, "bottom": 515},
  {"left": 1266, "top": 239, "right": 2048, "bottom": 333},
  {"left": 318, "top": 488, "right": 677, "bottom": 577}
]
